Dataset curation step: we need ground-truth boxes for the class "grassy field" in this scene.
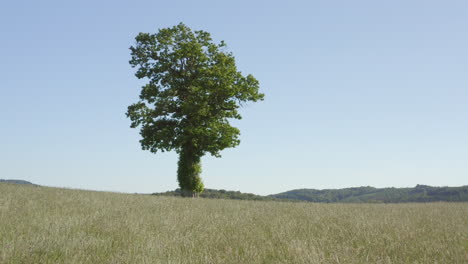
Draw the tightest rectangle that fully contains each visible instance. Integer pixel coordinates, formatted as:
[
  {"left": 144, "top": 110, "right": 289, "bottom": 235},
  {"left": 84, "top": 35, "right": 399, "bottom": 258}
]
[{"left": 1, "top": 183, "right": 467, "bottom": 263}]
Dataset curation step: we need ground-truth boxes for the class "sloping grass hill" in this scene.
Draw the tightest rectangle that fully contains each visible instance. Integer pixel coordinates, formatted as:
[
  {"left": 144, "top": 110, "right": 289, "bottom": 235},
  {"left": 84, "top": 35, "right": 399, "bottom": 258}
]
[{"left": 1, "top": 183, "right": 467, "bottom": 263}]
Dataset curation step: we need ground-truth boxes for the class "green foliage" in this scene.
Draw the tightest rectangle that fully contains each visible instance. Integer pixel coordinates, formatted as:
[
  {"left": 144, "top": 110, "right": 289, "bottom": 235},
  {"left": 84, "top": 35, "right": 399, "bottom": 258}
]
[
  {"left": 126, "top": 23, "right": 264, "bottom": 195},
  {"left": 177, "top": 147, "right": 203, "bottom": 196}
]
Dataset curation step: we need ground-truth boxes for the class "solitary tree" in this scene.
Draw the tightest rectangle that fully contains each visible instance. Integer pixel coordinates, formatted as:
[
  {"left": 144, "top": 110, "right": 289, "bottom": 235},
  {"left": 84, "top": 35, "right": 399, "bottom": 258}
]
[{"left": 127, "top": 23, "right": 264, "bottom": 197}]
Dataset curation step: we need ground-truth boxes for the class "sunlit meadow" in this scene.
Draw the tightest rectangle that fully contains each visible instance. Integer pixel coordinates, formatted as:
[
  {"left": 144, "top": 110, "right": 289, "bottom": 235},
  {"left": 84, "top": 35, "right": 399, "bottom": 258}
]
[{"left": 1, "top": 183, "right": 467, "bottom": 263}]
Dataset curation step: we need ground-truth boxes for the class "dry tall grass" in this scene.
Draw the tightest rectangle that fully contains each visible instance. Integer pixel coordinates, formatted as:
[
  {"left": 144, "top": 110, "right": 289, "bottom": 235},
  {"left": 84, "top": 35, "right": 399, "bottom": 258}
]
[{"left": 1, "top": 183, "right": 467, "bottom": 263}]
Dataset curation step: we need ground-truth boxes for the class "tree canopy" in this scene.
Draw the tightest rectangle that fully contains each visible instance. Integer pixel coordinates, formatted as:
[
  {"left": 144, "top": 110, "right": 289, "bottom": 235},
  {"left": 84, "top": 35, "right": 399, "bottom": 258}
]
[{"left": 127, "top": 23, "right": 264, "bottom": 196}]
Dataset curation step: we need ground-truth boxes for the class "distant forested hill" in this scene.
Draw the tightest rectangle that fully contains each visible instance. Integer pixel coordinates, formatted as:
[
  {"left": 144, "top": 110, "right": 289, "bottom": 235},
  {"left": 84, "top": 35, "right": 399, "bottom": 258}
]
[
  {"left": 0, "top": 179, "right": 36, "bottom": 185},
  {"left": 269, "top": 185, "right": 468, "bottom": 203},
  {"left": 153, "top": 185, "right": 468, "bottom": 203}
]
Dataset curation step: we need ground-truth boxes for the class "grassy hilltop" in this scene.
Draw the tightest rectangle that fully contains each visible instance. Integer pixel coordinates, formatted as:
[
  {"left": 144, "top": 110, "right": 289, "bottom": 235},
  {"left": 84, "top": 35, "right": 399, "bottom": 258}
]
[{"left": 1, "top": 183, "right": 467, "bottom": 263}]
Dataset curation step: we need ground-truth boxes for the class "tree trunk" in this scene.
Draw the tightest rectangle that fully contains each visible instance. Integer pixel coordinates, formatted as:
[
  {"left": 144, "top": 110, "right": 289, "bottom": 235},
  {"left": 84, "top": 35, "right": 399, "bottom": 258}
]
[{"left": 177, "top": 144, "right": 204, "bottom": 196}]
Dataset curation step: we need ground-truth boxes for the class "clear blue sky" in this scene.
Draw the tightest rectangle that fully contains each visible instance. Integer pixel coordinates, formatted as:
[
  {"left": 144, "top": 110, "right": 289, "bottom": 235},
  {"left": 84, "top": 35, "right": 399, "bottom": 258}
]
[{"left": 1, "top": 0, "right": 467, "bottom": 195}]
